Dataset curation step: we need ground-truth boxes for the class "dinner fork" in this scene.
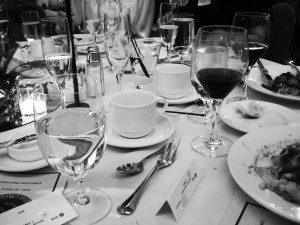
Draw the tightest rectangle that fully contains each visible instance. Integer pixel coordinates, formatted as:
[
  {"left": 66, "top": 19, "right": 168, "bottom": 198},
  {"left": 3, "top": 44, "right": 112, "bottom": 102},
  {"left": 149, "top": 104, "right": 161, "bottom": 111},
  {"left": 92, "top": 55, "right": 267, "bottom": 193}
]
[{"left": 117, "top": 137, "right": 181, "bottom": 215}]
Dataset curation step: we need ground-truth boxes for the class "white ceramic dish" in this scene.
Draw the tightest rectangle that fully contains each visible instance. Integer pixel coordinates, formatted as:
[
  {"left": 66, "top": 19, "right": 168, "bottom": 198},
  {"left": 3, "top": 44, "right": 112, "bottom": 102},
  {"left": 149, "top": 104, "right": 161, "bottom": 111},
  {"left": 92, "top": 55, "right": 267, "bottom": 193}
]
[
  {"left": 247, "top": 65, "right": 300, "bottom": 102},
  {"left": 153, "top": 88, "right": 198, "bottom": 105},
  {"left": 107, "top": 114, "right": 175, "bottom": 148},
  {"left": 228, "top": 125, "right": 300, "bottom": 223},
  {"left": 220, "top": 101, "right": 300, "bottom": 133}
]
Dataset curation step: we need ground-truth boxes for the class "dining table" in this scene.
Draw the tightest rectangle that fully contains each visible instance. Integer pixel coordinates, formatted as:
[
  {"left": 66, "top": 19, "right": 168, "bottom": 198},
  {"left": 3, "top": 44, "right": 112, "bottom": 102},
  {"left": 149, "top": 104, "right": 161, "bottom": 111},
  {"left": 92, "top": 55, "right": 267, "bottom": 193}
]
[{"left": 0, "top": 41, "right": 300, "bottom": 225}]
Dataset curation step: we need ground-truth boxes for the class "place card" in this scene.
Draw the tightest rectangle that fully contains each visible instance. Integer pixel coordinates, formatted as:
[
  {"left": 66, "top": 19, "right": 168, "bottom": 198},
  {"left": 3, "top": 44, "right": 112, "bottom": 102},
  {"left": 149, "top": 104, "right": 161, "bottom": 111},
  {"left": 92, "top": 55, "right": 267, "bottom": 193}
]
[
  {"left": 0, "top": 191, "right": 77, "bottom": 225},
  {"left": 0, "top": 172, "right": 67, "bottom": 214},
  {"left": 157, "top": 159, "right": 204, "bottom": 221},
  {"left": 219, "top": 189, "right": 296, "bottom": 225}
]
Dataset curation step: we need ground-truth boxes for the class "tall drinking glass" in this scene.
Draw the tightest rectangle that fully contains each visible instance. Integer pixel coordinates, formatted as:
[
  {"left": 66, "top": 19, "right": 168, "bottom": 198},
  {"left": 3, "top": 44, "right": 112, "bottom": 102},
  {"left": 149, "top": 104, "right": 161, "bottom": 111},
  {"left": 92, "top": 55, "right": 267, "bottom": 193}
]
[
  {"left": 159, "top": 2, "right": 178, "bottom": 63},
  {"left": 0, "top": 4, "right": 8, "bottom": 53},
  {"left": 33, "top": 74, "right": 111, "bottom": 225},
  {"left": 172, "top": 13, "right": 194, "bottom": 63},
  {"left": 230, "top": 12, "right": 270, "bottom": 101},
  {"left": 104, "top": 13, "right": 130, "bottom": 92},
  {"left": 40, "top": 17, "right": 72, "bottom": 107},
  {"left": 191, "top": 25, "right": 249, "bottom": 157},
  {"left": 21, "top": 11, "right": 41, "bottom": 42},
  {"left": 83, "top": 0, "right": 101, "bottom": 45}
]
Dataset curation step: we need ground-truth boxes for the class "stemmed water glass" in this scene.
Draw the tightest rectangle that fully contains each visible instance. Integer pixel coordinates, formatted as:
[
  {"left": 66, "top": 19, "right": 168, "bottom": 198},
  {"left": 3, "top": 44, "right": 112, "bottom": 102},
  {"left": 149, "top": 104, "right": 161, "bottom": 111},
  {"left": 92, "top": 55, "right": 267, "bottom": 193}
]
[
  {"left": 83, "top": 0, "right": 101, "bottom": 46},
  {"left": 191, "top": 25, "right": 249, "bottom": 157},
  {"left": 99, "top": 0, "right": 122, "bottom": 35},
  {"left": 33, "top": 73, "right": 111, "bottom": 225},
  {"left": 21, "top": 11, "right": 41, "bottom": 42},
  {"left": 40, "top": 17, "right": 72, "bottom": 107},
  {"left": 159, "top": 2, "right": 178, "bottom": 63},
  {"left": 229, "top": 12, "right": 270, "bottom": 102},
  {"left": 0, "top": 3, "right": 8, "bottom": 53},
  {"left": 104, "top": 12, "right": 130, "bottom": 92},
  {"left": 172, "top": 13, "right": 194, "bottom": 63}
]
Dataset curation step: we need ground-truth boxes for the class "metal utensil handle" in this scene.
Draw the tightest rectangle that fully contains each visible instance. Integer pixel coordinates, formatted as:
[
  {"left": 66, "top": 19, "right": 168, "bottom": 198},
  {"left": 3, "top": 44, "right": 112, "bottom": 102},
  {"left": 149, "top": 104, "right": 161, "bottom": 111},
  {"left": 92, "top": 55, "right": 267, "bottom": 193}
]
[{"left": 140, "top": 146, "right": 165, "bottom": 164}]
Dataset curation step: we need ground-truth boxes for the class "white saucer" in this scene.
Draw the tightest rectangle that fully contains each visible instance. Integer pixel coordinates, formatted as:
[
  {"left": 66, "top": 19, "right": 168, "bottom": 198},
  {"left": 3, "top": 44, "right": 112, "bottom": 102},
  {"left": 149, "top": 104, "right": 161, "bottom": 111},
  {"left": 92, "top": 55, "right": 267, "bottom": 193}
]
[
  {"left": 0, "top": 148, "right": 48, "bottom": 172},
  {"left": 160, "top": 88, "right": 199, "bottom": 105},
  {"left": 107, "top": 114, "right": 175, "bottom": 148},
  {"left": 220, "top": 101, "right": 300, "bottom": 133}
]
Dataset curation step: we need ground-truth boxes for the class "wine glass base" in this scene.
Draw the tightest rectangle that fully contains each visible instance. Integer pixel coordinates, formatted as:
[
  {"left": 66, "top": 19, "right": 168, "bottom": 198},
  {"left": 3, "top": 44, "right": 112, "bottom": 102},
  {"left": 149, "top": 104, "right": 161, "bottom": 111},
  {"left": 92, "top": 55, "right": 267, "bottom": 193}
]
[
  {"left": 187, "top": 106, "right": 213, "bottom": 125},
  {"left": 191, "top": 134, "right": 232, "bottom": 157},
  {"left": 226, "top": 96, "right": 248, "bottom": 104},
  {"left": 65, "top": 188, "right": 111, "bottom": 225}
]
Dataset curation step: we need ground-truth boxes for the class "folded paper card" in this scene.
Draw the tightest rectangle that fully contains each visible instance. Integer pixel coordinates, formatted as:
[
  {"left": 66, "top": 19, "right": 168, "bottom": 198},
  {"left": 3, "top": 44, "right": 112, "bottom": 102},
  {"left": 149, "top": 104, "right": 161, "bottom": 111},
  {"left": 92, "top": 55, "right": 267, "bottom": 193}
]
[
  {"left": 157, "top": 159, "right": 204, "bottom": 221},
  {"left": 0, "top": 191, "right": 77, "bottom": 225}
]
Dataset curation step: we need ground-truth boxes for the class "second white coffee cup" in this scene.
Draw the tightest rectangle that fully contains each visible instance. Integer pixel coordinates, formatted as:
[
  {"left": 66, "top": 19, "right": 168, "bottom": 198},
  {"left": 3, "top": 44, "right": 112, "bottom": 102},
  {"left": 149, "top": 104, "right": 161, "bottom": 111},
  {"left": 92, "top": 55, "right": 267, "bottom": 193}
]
[
  {"left": 154, "top": 63, "right": 190, "bottom": 99},
  {"left": 110, "top": 90, "right": 168, "bottom": 139}
]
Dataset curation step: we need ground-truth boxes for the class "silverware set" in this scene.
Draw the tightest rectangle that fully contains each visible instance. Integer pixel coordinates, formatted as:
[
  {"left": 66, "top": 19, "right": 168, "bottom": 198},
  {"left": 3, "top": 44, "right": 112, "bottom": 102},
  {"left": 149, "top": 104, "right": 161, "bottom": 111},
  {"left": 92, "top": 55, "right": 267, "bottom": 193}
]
[{"left": 117, "top": 136, "right": 181, "bottom": 215}]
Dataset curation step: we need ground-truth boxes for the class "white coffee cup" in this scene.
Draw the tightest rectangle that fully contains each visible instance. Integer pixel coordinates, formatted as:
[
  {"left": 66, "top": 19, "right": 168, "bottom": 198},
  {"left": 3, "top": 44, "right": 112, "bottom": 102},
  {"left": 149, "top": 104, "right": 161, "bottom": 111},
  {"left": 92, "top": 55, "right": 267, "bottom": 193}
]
[
  {"left": 154, "top": 63, "right": 190, "bottom": 99},
  {"left": 30, "top": 39, "right": 43, "bottom": 60},
  {"left": 110, "top": 90, "right": 168, "bottom": 138}
]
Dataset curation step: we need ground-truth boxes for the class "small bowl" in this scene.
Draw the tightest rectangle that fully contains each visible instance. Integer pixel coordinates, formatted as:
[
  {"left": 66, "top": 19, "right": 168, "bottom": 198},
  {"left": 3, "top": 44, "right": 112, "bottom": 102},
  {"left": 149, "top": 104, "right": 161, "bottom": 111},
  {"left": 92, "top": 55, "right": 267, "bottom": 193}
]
[{"left": 8, "top": 139, "right": 43, "bottom": 162}]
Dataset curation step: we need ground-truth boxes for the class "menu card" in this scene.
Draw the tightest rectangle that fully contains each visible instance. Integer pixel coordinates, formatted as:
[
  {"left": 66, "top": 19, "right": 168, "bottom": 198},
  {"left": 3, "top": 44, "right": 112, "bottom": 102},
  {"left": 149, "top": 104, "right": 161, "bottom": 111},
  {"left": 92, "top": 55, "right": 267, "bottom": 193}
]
[
  {"left": 0, "top": 172, "right": 67, "bottom": 214},
  {"left": 219, "top": 189, "right": 298, "bottom": 225},
  {"left": 157, "top": 160, "right": 204, "bottom": 221}
]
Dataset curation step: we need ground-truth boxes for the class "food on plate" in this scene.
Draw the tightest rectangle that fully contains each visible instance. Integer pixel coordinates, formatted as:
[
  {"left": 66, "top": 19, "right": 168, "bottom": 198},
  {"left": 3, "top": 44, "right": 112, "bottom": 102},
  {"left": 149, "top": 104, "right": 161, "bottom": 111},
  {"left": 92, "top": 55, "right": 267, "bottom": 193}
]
[
  {"left": 238, "top": 101, "right": 265, "bottom": 118},
  {"left": 7, "top": 139, "right": 43, "bottom": 162},
  {"left": 251, "top": 140, "right": 300, "bottom": 204},
  {"left": 261, "top": 71, "right": 300, "bottom": 96}
]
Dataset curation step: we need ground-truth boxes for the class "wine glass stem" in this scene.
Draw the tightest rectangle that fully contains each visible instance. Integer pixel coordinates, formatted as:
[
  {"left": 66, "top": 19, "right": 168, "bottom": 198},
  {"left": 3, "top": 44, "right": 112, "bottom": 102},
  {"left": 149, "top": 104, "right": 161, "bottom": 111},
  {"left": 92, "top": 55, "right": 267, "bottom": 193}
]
[
  {"left": 210, "top": 99, "right": 222, "bottom": 139},
  {"left": 242, "top": 67, "right": 251, "bottom": 100},
  {"left": 75, "top": 179, "right": 90, "bottom": 205},
  {"left": 58, "top": 82, "right": 66, "bottom": 108},
  {"left": 166, "top": 44, "right": 171, "bottom": 63},
  {"left": 115, "top": 71, "right": 123, "bottom": 92},
  {"left": 92, "top": 33, "right": 97, "bottom": 45}
]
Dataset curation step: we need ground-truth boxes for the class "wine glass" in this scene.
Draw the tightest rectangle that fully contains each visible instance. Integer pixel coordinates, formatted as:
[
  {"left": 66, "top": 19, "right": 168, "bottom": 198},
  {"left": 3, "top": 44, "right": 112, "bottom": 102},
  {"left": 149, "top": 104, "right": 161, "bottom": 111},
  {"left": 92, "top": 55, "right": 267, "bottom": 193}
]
[
  {"left": 0, "top": 3, "right": 8, "bottom": 53},
  {"left": 191, "top": 25, "right": 249, "bottom": 157},
  {"left": 104, "top": 13, "right": 130, "bottom": 92},
  {"left": 172, "top": 13, "right": 194, "bottom": 63},
  {"left": 21, "top": 11, "right": 41, "bottom": 42},
  {"left": 230, "top": 12, "right": 270, "bottom": 102},
  {"left": 33, "top": 73, "right": 111, "bottom": 225},
  {"left": 159, "top": 2, "right": 178, "bottom": 63},
  {"left": 40, "top": 17, "right": 72, "bottom": 107},
  {"left": 99, "top": 0, "right": 122, "bottom": 35},
  {"left": 83, "top": 0, "right": 101, "bottom": 46}
]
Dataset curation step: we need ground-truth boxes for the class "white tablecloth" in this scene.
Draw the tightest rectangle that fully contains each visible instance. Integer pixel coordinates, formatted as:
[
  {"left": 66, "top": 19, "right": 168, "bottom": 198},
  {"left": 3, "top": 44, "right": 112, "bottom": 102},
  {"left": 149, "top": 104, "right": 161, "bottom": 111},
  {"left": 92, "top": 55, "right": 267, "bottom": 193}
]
[{"left": 1, "top": 58, "right": 299, "bottom": 225}]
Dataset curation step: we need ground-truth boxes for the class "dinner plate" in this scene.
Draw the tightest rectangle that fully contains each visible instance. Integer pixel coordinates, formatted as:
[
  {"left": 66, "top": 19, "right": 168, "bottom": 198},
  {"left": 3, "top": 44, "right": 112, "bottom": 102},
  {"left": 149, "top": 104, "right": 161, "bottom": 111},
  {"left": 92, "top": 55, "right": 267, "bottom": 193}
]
[
  {"left": 220, "top": 101, "right": 300, "bottom": 133},
  {"left": 73, "top": 34, "right": 104, "bottom": 46},
  {"left": 247, "top": 64, "right": 300, "bottom": 101},
  {"left": 228, "top": 125, "right": 300, "bottom": 223},
  {"left": 107, "top": 114, "right": 175, "bottom": 148}
]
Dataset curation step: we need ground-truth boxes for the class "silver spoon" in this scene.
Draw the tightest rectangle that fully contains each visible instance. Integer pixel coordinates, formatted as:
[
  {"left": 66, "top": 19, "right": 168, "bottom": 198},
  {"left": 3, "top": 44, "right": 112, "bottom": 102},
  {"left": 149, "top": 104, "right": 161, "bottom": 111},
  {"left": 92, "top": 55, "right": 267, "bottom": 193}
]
[{"left": 116, "top": 146, "right": 165, "bottom": 175}]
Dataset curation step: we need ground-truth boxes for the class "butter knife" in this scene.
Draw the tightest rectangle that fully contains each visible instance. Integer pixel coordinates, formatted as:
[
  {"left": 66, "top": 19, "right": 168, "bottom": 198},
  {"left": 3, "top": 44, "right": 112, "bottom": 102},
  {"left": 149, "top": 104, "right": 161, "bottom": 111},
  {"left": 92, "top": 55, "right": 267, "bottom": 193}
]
[
  {"left": 0, "top": 133, "right": 36, "bottom": 149},
  {"left": 257, "top": 60, "right": 273, "bottom": 85}
]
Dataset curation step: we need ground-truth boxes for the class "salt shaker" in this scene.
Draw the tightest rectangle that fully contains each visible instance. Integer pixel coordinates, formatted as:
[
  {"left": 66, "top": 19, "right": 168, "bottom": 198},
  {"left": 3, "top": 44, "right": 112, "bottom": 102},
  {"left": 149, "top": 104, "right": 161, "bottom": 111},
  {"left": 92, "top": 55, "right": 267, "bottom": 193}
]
[{"left": 86, "top": 46, "right": 105, "bottom": 95}]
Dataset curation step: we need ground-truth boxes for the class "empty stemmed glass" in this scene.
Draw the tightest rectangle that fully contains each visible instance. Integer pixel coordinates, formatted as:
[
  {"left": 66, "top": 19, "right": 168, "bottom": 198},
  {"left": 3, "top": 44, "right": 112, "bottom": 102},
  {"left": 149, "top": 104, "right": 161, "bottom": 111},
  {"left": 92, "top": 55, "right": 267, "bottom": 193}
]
[
  {"left": 159, "top": 2, "right": 178, "bottom": 63},
  {"left": 40, "top": 17, "right": 72, "bottom": 107},
  {"left": 0, "top": 3, "right": 8, "bottom": 53},
  {"left": 99, "top": 0, "right": 122, "bottom": 35},
  {"left": 191, "top": 25, "right": 249, "bottom": 157},
  {"left": 104, "top": 12, "right": 130, "bottom": 91},
  {"left": 33, "top": 73, "right": 111, "bottom": 224},
  {"left": 229, "top": 12, "right": 270, "bottom": 102},
  {"left": 172, "top": 13, "right": 194, "bottom": 63},
  {"left": 83, "top": 0, "right": 101, "bottom": 46}
]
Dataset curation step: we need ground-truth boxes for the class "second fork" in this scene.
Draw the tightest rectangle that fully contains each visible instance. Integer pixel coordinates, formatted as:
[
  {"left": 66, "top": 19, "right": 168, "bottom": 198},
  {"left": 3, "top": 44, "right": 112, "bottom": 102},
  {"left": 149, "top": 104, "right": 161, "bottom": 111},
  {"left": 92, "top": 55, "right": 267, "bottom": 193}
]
[{"left": 117, "top": 137, "right": 181, "bottom": 215}]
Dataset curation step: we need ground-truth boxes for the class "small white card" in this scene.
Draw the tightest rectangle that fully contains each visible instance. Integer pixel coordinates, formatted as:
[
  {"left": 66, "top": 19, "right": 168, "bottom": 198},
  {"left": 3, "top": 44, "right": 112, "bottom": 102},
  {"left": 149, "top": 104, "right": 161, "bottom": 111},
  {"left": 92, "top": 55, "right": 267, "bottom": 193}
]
[
  {"left": 219, "top": 189, "right": 297, "bottom": 225},
  {"left": 198, "top": 0, "right": 211, "bottom": 6},
  {"left": 0, "top": 191, "right": 77, "bottom": 225},
  {"left": 157, "top": 160, "right": 204, "bottom": 221},
  {"left": 0, "top": 172, "right": 67, "bottom": 214}
]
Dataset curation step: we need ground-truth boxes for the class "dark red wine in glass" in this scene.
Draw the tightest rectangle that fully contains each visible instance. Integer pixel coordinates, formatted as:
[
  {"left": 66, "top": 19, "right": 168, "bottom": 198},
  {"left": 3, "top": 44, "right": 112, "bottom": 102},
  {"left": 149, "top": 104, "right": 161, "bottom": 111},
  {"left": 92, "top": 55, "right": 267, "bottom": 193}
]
[
  {"left": 248, "top": 42, "right": 268, "bottom": 66},
  {"left": 196, "top": 68, "right": 244, "bottom": 99}
]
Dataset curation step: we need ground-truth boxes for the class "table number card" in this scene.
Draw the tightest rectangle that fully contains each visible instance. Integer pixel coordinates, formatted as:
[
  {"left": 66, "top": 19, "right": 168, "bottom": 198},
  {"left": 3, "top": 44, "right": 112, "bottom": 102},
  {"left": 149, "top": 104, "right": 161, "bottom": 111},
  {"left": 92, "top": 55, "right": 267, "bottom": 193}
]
[
  {"left": 0, "top": 191, "right": 77, "bottom": 225},
  {"left": 157, "top": 160, "right": 204, "bottom": 221}
]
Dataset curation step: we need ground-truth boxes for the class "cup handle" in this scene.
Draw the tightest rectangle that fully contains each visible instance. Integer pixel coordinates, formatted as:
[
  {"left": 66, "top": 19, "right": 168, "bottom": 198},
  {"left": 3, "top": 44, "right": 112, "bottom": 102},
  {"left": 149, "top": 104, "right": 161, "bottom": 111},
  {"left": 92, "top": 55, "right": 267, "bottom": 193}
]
[{"left": 156, "top": 97, "right": 168, "bottom": 113}]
